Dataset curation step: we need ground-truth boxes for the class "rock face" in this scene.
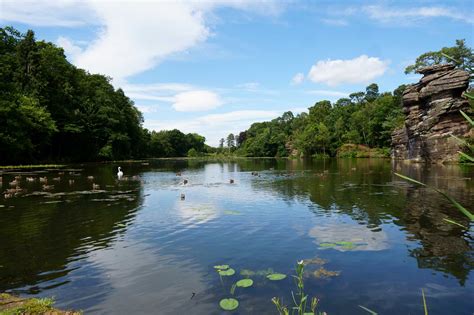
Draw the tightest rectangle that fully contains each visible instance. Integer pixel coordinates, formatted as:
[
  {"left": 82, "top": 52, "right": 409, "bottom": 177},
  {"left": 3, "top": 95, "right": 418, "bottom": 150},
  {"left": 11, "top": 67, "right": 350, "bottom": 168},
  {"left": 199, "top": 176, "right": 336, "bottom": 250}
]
[{"left": 391, "top": 64, "right": 471, "bottom": 163}]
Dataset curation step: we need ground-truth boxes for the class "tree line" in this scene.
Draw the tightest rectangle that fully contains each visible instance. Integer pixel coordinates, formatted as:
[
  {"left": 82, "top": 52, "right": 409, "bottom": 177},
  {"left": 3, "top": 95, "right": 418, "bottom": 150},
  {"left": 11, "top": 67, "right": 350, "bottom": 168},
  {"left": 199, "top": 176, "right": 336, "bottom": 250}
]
[
  {"left": 221, "top": 39, "right": 473, "bottom": 158},
  {"left": 1, "top": 27, "right": 471, "bottom": 163},
  {"left": 220, "top": 83, "right": 406, "bottom": 158},
  {"left": 0, "top": 27, "right": 207, "bottom": 164}
]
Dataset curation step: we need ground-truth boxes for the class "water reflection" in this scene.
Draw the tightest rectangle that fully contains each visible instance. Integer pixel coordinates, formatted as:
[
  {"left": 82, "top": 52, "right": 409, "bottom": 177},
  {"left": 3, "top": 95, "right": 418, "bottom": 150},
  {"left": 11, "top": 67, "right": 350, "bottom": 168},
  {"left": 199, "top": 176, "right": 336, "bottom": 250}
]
[{"left": 0, "top": 159, "right": 472, "bottom": 314}]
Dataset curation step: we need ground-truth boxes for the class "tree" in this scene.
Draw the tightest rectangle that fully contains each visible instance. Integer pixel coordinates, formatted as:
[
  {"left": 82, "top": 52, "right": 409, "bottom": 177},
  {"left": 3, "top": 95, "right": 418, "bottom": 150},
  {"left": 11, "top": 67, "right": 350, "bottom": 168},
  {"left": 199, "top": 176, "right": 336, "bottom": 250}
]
[
  {"left": 226, "top": 133, "right": 235, "bottom": 149},
  {"left": 365, "top": 83, "right": 379, "bottom": 102},
  {"left": 405, "top": 39, "right": 474, "bottom": 74},
  {"left": 219, "top": 138, "right": 225, "bottom": 149}
]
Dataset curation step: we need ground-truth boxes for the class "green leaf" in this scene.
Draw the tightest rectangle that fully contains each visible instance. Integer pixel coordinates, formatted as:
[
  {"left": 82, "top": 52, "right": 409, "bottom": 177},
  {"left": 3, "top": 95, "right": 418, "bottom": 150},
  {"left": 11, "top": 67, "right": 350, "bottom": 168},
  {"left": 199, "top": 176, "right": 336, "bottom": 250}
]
[
  {"left": 460, "top": 110, "right": 473, "bottom": 127},
  {"left": 422, "top": 289, "right": 428, "bottom": 315},
  {"left": 266, "top": 273, "right": 287, "bottom": 281},
  {"left": 395, "top": 172, "right": 474, "bottom": 220},
  {"left": 236, "top": 279, "right": 253, "bottom": 288},
  {"left": 214, "top": 265, "right": 229, "bottom": 270},
  {"left": 394, "top": 173, "right": 427, "bottom": 187},
  {"left": 458, "top": 151, "right": 474, "bottom": 162},
  {"left": 464, "top": 91, "right": 474, "bottom": 100},
  {"left": 443, "top": 218, "right": 467, "bottom": 228},
  {"left": 359, "top": 305, "right": 378, "bottom": 315},
  {"left": 219, "top": 298, "right": 239, "bottom": 311},
  {"left": 219, "top": 268, "right": 236, "bottom": 276}
]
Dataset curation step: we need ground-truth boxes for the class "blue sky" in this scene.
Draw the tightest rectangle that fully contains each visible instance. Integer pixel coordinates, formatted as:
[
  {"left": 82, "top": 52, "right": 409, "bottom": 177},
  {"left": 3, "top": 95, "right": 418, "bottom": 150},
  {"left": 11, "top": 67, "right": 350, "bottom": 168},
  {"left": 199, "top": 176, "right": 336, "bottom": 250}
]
[{"left": 1, "top": 0, "right": 473, "bottom": 145}]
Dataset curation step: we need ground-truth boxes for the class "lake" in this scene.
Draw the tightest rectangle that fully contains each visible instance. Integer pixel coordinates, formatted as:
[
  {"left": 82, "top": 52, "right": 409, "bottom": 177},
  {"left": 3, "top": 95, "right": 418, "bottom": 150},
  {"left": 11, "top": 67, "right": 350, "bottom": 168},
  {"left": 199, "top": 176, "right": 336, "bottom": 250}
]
[{"left": 0, "top": 158, "right": 473, "bottom": 314}]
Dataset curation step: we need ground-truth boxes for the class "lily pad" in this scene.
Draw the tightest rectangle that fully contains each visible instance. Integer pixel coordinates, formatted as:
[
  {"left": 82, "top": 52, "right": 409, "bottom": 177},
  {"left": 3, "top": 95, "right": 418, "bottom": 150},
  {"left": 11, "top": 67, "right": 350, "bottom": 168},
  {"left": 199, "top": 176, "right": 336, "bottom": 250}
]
[
  {"left": 219, "top": 268, "right": 236, "bottom": 276},
  {"left": 219, "top": 298, "right": 239, "bottom": 311},
  {"left": 236, "top": 279, "right": 253, "bottom": 288},
  {"left": 266, "top": 273, "right": 286, "bottom": 281},
  {"left": 214, "top": 265, "right": 229, "bottom": 270}
]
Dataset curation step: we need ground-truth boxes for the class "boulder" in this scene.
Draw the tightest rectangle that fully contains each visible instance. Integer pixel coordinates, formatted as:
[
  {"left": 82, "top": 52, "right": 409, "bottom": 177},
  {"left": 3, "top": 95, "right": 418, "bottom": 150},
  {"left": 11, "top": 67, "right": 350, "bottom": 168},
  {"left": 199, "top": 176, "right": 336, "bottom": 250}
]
[{"left": 391, "top": 64, "right": 472, "bottom": 163}]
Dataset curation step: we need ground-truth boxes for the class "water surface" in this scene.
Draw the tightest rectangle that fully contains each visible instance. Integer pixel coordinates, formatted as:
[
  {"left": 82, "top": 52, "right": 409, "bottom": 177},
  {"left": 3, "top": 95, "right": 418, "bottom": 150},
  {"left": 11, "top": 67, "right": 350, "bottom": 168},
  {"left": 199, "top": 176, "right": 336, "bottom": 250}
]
[{"left": 0, "top": 159, "right": 473, "bottom": 314}]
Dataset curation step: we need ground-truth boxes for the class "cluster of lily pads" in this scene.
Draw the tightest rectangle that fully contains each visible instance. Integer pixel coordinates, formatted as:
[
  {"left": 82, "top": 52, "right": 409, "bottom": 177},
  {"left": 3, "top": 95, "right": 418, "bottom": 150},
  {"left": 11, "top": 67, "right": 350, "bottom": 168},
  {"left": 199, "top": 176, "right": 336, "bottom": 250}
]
[{"left": 213, "top": 264, "right": 287, "bottom": 311}]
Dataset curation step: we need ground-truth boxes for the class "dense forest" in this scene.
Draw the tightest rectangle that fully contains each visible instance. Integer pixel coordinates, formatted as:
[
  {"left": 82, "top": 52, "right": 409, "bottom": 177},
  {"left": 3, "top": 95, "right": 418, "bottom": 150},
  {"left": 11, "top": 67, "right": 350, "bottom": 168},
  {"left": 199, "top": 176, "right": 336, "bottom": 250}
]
[
  {"left": 1, "top": 26, "right": 472, "bottom": 163},
  {"left": 0, "top": 27, "right": 207, "bottom": 164},
  {"left": 221, "top": 39, "right": 473, "bottom": 158}
]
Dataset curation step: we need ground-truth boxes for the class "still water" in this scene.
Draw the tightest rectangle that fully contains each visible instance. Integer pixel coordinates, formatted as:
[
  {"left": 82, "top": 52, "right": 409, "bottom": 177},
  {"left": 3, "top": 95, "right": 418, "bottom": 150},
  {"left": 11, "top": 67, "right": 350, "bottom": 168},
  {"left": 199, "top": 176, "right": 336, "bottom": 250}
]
[{"left": 0, "top": 159, "right": 473, "bottom": 314}]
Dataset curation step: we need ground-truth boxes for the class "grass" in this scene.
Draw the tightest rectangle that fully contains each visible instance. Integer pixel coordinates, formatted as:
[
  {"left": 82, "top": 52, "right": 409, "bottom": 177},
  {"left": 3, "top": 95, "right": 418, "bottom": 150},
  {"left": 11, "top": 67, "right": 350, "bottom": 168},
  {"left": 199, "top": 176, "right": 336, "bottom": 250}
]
[{"left": 0, "top": 293, "right": 81, "bottom": 314}]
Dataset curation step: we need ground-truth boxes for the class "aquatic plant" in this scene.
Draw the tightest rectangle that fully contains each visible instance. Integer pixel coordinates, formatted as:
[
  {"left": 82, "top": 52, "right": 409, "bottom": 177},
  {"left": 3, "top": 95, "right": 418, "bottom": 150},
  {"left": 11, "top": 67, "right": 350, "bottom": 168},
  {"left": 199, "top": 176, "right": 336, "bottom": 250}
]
[
  {"left": 272, "top": 260, "right": 321, "bottom": 315},
  {"left": 267, "top": 273, "right": 287, "bottom": 281},
  {"left": 219, "top": 268, "right": 236, "bottom": 276},
  {"left": 358, "top": 305, "right": 378, "bottom": 314},
  {"left": 313, "top": 267, "right": 341, "bottom": 279},
  {"left": 394, "top": 173, "right": 473, "bottom": 221},
  {"left": 422, "top": 289, "right": 428, "bottom": 315},
  {"left": 219, "top": 298, "right": 239, "bottom": 311},
  {"left": 236, "top": 279, "right": 253, "bottom": 287}
]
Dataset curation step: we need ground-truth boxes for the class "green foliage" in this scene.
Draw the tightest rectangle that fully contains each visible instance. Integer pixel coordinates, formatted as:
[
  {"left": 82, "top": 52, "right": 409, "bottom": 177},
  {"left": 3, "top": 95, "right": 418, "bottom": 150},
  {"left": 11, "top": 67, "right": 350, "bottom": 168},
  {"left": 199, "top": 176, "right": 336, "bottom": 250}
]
[
  {"left": 219, "top": 298, "right": 239, "bottom": 311},
  {"left": 272, "top": 261, "right": 320, "bottom": 315},
  {"left": 266, "top": 273, "right": 287, "bottom": 281},
  {"left": 0, "top": 27, "right": 207, "bottom": 164},
  {"left": 236, "top": 278, "right": 253, "bottom": 287},
  {"left": 405, "top": 39, "right": 473, "bottom": 74},
  {"left": 233, "top": 83, "right": 405, "bottom": 157}
]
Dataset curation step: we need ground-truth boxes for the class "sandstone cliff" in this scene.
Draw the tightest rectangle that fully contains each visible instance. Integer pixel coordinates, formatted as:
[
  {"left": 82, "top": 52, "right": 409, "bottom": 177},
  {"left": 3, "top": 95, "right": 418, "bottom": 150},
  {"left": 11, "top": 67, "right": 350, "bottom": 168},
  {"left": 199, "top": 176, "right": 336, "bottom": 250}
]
[{"left": 391, "top": 64, "right": 472, "bottom": 163}]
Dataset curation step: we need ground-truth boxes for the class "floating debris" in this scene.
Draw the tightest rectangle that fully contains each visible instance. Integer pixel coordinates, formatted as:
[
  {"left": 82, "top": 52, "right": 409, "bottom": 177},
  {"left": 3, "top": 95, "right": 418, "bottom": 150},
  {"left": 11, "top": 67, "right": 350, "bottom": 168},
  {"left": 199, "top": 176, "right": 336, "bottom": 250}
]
[
  {"left": 313, "top": 267, "right": 341, "bottom": 279},
  {"left": 302, "top": 257, "right": 328, "bottom": 266}
]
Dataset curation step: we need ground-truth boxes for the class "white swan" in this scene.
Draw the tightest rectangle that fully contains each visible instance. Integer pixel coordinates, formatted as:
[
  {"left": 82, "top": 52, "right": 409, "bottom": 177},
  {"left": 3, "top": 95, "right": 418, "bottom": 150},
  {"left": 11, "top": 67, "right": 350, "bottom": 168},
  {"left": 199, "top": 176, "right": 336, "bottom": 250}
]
[{"left": 117, "top": 166, "right": 123, "bottom": 179}]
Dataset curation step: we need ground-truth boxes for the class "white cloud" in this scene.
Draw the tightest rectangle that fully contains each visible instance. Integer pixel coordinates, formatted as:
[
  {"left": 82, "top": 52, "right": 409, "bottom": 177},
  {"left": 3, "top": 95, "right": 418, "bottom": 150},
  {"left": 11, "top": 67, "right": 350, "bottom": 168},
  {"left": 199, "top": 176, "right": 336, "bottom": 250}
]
[
  {"left": 363, "top": 5, "right": 473, "bottom": 24},
  {"left": 321, "top": 18, "right": 348, "bottom": 26},
  {"left": 306, "top": 90, "right": 349, "bottom": 97},
  {"left": 135, "top": 104, "right": 159, "bottom": 114},
  {"left": 172, "top": 90, "right": 223, "bottom": 112},
  {"left": 56, "top": 36, "right": 83, "bottom": 59},
  {"left": 291, "top": 72, "right": 304, "bottom": 85},
  {"left": 307, "top": 55, "right": 389, "bottom": 86},
  {"left": 0, "top": 1, "right": 95, "bottom": 27},
  {"left": 1, "top": 0, "right": 283, "bottom": 82}
]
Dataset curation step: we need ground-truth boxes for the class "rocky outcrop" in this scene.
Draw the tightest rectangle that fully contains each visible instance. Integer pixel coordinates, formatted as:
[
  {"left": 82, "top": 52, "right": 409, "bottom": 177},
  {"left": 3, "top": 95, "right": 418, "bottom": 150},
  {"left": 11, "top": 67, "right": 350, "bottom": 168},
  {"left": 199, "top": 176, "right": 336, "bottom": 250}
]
[{"left": 391, "top": 64, "right": 472, "bottom": 163}]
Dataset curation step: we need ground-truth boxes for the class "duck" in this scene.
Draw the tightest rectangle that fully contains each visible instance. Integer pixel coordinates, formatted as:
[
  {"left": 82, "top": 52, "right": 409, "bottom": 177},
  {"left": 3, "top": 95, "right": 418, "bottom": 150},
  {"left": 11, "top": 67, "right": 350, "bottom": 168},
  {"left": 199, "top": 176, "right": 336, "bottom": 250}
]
[
  {"left": 42, "top": 184, "right": 54, "bottom": 191},
  {"left": 52, "top": 177, "right": 61, "bottom": 182},
  {"left": 92, "top": 183, "right": 100, "bottom": 190},
  {"left": 229, "top": 179, "right": 234, "bottom": 184},
  {"left": 26, "top": 177, "right": 35, "bottom": 182},
  {"left": 183, "top": 179, "right": 188, "bottom": 185},
  {"left": 87, "top": 175, "right": 94, "bottom": 180},
  {"left": 117, "top": 167, "right": 123, "bottom": 179},
  {"left": 9, "top": 179, "right": 18, "bottom": 186},
  {"left": 180, "top": 193, "right": 185, "bottom": 200},
  {"left": 39, "top": 177, "right": 47, "bottom": 183},
  {"left": 68, "top": 179, "right": 75, "bottom": 185}
]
